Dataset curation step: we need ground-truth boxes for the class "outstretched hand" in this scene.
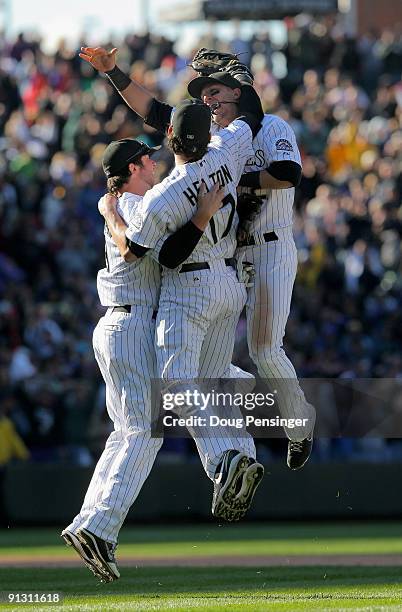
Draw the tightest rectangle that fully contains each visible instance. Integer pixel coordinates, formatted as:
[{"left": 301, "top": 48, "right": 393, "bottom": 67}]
[{"left": 79, "top": 46, "right": 118, "bottom": 72}]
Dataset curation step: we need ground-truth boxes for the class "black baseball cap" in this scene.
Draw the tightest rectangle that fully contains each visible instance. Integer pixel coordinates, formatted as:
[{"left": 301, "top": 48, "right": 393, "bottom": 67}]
[
  {"left": 172, "top": 99, "right": 212, "bottom": 148},
  {"left": 187, "top": 71, "right": 242, "bottom": 99},
  {"left": 102, "top": 139, "right": 161, "bottom": 178}
]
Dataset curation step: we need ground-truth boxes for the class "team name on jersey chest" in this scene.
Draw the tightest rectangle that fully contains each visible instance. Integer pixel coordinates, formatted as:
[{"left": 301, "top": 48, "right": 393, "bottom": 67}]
[
  {"left": 245, "top": 149, "right": 266, "bottom": 169},
  {"left": 183, "top": 163, "right": 233, "bottom": 206}
]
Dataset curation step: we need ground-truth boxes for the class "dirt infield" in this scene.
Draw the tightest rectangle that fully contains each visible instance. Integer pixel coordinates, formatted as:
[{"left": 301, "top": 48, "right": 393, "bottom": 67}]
[{"left": 1, "top": 554, "right": 402, "bottom": 567}]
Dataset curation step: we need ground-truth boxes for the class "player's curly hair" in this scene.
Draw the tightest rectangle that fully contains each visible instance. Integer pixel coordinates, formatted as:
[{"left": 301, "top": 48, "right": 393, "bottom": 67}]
[
  {"left": 168, "top": 134, "right": 208, "bottom": 162},
  {"left": 106, "top": 159, "right": 144, "bottom": 196}
]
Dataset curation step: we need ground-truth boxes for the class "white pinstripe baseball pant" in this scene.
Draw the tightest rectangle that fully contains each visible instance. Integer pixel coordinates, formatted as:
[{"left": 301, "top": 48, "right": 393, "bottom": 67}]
[
  {"left": 65, "top": 306, "right": 162, "bottom": 543},
  {"left": 237, "top": 227, "right": 315, "bottom": 441},
  {"left": 156, "top": 261, "right": 256, "bottom": 475},
  {"left": 66, "top": 296, "right": 255, "bottom": 543}
]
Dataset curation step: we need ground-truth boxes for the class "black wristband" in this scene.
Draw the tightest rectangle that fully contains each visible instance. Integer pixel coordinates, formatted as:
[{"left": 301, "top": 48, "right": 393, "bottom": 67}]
[
  {"left": 105, "top": 65, "right": 131, "bottom": 92},
  {"left": 238, "top": 171, "right": 261, "bottom": 189}
]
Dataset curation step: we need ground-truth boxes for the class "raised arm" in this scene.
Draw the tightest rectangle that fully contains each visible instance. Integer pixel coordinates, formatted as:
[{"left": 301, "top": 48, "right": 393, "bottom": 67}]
[{"left": 80, "top": 46, "right": 155, "bottom": 119}]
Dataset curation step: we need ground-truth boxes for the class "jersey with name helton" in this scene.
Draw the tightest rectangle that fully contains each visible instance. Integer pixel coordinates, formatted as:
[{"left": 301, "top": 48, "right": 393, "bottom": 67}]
[
  {"left": 97, "top": 192, "right": 161, "bottom": 309},
  {"left": 126, "top": 120, "right": 253, "bottom": 264},
  {"left": 243, "top": 114, "right": 301, "bottom": 233}
]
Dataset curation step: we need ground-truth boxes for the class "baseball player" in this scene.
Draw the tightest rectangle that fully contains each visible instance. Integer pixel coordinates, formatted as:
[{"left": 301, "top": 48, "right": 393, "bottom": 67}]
[
  {"left": 79, "top": 46, "right": 315, "bottom": 470},
  {"left": 187, "top": 65, "right": 316, "bottom": 469},
  {"left": 80, "top": 45, "right": 268, "bottom": 509},
  {"left": 61, "top": 138, "right": 245, "bottom": 582},
  {"left": 96, "top": 98, "right": 264, "bottom": 523}
]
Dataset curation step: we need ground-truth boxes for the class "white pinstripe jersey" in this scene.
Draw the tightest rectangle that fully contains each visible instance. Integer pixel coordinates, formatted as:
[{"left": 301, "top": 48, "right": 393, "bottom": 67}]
[
  {"left": 97, "top": 192, "right": 161, "bottom": 309},
  {"left": 126, "top": 120, "right": 253, "bottom": 263},
  {"left": 243, "top": 114, "right": 301, "bottom": 233}
]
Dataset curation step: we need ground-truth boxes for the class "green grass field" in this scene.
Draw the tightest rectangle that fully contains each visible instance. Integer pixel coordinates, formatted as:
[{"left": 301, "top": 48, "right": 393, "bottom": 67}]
[{"left": 1, "top": 522, "right": 402, "bottom": 611}]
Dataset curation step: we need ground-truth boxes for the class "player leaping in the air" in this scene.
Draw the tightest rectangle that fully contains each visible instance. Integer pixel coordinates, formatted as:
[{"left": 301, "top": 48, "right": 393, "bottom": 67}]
[
  {"left": 186, "top": 55, "right": 316, "bottom": 468},
  {"left": 80, "top": 46, "right": 315, "bottom": 470},
  {"left": 61, "top": 137, "right": 243, "bottom": 582},
  {"left": 97, "top": 95, "right": 265, "bottom": 523}
]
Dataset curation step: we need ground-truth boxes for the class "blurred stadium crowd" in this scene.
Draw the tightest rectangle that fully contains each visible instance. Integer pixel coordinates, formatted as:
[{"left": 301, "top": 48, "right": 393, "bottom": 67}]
[{"left": 0, "top": 15, "right": 402, "bottom": 465}]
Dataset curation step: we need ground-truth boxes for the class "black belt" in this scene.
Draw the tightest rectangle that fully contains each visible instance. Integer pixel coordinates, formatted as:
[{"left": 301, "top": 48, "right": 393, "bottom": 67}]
[
  {"left": 238, "top": 231, "right": 278, "bottom": 247},
  {"left": 179, "top": 258, "right": 236, "bottom": 273},
  {"left": 112, "top": 305, "right": 157, "bottom": 319}
]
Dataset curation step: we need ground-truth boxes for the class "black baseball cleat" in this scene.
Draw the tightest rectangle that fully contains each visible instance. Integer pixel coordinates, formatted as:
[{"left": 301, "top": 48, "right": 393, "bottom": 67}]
[
  {"left": 76, "top": 528, "right": 120, "bottom": 582},
  {"left": 212, "top": 450, "right": 264, "bottom": 522},
  {"left": 61, "top": 529, "right": 107, "bottom": 582},
  {"left": 287, "top": 436, "right": 313, "bottom": 470}
]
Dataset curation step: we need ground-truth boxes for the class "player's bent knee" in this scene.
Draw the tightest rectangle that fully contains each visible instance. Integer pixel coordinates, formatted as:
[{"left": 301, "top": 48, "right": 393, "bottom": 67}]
[
  {"left": 125, "top": 430, "right": 163, "bottom": 452},
  {"left": 125, "top": 426, "right": 156, "bottom": 439},
  {"left": 249, "top": 344, "right": 282, "bottom": 366}
]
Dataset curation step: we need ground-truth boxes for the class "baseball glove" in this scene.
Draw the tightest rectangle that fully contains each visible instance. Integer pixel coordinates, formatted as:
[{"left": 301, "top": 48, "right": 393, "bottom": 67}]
[
  {"left": 190, "top": 48, "right": 254, "bottom": 86},
  {"left": 237, "top": 192, "right": 263, "bottom": 239}
]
